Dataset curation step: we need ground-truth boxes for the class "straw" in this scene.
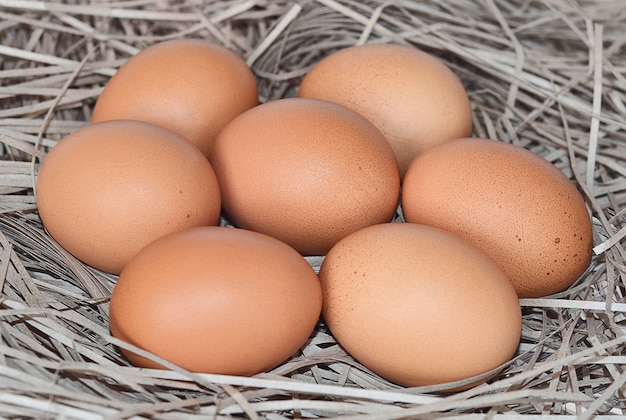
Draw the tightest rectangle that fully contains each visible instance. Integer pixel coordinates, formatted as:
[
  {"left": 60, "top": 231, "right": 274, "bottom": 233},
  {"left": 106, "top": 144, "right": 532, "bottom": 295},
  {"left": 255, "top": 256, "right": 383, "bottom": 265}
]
[{"left": 1, "top": 0, "right": 625, "bottom": 418}]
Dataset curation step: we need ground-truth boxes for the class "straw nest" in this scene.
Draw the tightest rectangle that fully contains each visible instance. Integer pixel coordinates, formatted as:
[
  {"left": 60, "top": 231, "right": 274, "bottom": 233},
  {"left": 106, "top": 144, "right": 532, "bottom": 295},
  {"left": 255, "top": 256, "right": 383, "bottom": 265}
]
[{"left": 1, "top": 0, "right": 625, "bottom": 418}]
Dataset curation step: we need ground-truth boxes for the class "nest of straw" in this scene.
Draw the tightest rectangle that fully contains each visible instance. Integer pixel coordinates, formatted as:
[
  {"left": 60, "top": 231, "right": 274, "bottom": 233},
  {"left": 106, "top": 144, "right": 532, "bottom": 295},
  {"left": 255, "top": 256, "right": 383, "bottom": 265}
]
[{"left": 1, "top": 0, "right": 625, "bottom": 418}]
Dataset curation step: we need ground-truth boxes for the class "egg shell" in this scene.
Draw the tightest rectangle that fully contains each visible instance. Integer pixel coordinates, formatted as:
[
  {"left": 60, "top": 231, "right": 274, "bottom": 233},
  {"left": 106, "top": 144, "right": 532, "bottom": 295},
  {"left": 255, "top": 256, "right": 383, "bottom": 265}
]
[
  {"left": 319, "top": 222, "right": 522, "bottom": 389},
  {"left": 209, "top": 97, "right": 400, "bottom": 256},
  {"left": 297, "top": 43, "right": 472, "bottom": 178},
  {"left": 402, "top": 137, "right": 593, "bottom": 298},
  {"left": 35, "top": 120, "right": 221, "bottom": 274},
  {"left": 91, "top": 38, "right": 259, "bottom": 157},
  {"left": 109, "top": 226, "right": 322, "bottom": 376}
]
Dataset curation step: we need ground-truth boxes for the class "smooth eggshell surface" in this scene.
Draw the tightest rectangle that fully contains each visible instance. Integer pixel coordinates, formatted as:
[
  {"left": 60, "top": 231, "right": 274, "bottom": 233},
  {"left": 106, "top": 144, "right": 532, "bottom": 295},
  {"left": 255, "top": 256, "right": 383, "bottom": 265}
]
[
  {"left": 297, "top": 43, "right": 472, "bottom": 178},
  {"left": 109, "top": 226, "right": 322, "bottom": 376},
  {"left": 36, "top": 120, "right": 221, "bottom": 274},
  {"left": 319, "top": 222, "right": 522, "bottom": 389},
  {"left": 209, "top": 97, "right": 400, "bottom": 256},
  {"left": 91, "top": 39, "right": 258, "bottom": 157},
  {"left": 402, "top": 137, "right": 593, "bottom": 298}
]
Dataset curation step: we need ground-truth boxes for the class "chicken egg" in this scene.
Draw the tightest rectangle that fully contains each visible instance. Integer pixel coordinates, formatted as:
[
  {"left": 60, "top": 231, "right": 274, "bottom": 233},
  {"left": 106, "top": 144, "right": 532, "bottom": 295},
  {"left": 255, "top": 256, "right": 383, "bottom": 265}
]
[
  {"left": 402, "top": 137, "right": 593, "bottom": 298},
  {"left": 36, "top": 120, "right": 221, "bottom": 274},
  {"left": 319, "top": 222, "right": 522, "bottom": 390},
  {"left": 209, "top": 97, "right": 400, "bottom": 256},
  {"left": 109, "top": 226, "right": 322, "bottom": 376},
  {"left": 298, "top": 43, "right": 472, "bottom": 177},
  {"left": 91, "top": 38, "right": 258, "bottom": 157}
]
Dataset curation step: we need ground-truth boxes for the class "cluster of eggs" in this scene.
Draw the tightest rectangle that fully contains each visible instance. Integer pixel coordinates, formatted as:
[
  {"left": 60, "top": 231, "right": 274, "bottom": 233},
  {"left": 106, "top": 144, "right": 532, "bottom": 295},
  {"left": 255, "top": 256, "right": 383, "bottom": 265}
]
[{"left": 35, "top": 39, "right": 593, "bottom": 390}]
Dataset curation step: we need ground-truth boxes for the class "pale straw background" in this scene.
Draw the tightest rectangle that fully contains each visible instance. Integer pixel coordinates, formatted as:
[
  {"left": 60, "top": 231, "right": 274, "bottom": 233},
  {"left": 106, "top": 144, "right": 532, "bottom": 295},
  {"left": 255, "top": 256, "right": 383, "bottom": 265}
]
[{"left": 0, "top": 0, "right": 625, "bottom": 418}]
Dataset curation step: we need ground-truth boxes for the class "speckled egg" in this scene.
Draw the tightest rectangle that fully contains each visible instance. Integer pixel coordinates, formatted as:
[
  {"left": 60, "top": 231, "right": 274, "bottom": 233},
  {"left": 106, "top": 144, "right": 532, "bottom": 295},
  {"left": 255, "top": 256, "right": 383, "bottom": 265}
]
[
  {"left": 209, "top": 97, "right": 400, "bottom": 256},
  {"left": 91, "top": 39, "right": 258, "bottom": 157},
  {"left": 36, "top": 120, "right": 221, "bottom": 274},
  {"left": 319, "top": 222, "right": 522, "bottom": 390},
  {"left": 297, "top": 43, "right": 472, "bottom": 177},
  {"left": 109, "top": 226, "right": 322, "bottom": 376},
  {"left": 402, "top": 137, "right": 593, "bottom": 298}
]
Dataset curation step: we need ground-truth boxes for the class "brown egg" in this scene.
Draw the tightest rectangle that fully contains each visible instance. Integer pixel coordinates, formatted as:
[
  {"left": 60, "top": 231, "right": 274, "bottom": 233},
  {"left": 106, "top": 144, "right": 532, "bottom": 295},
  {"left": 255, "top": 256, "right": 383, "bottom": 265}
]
[
  {"left": 109, "top": 226, "right": 322, "bottom": 375},
  {"left": 402, "top": 137, "right": 593, "bottom": 298},
  {"left": 297, "top": 43, "right": 472, "bottom": 178},
  {"left": 36, "top": 120, "right": 221, "bottom": 274},
  {"left": 209, "top": 97, "right": 400, "bottom": 256},
  {"left": 91, "top": 39, "right": 258, "bottom": 157},
  {"left": 319, "top": 222, "right": 521, "bottom": 389}
]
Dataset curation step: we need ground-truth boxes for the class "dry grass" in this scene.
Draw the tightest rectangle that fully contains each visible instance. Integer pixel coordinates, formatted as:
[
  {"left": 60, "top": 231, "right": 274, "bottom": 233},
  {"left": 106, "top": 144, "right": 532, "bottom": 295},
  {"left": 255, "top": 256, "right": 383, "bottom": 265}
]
[{"left": 1, "top": 0, "right": 625, "bottom": 418}]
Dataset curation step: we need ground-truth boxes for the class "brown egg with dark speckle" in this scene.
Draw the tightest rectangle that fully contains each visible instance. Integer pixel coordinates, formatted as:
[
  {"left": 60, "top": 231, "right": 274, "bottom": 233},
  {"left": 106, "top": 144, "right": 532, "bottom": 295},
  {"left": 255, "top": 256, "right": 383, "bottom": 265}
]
[{"left": 402, "top": 137, "right": 593, "bottom": 298}]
